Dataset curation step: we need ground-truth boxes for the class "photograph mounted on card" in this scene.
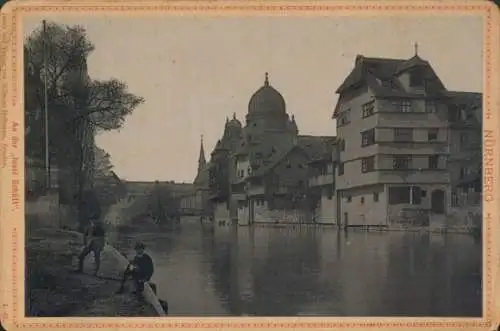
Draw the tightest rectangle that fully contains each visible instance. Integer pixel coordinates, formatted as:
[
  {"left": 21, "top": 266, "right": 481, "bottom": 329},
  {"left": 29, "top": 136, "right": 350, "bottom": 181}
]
[{"left": 0, "top": 1, "right": 499, "bottom": 330}]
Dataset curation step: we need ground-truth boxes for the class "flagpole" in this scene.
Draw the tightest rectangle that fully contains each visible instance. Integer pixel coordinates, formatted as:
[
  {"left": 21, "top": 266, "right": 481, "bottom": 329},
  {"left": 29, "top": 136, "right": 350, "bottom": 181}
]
[{"left": 42, "top": 20, "right": 50, "bottom": 189}]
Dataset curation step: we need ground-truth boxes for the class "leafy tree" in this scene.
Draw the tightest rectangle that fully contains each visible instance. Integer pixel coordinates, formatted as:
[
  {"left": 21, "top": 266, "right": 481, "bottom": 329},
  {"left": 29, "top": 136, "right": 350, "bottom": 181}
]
[
  {"left": 93, "top": 146, "right": 126, "bottom": 211},
  {"left": 93, "top": 146, "right": 113, "bottom": 178},
  {"left": 24, "top": 21, "right": 144, "bottom": 229},
  {"left": 148, "top": 181, "right": 180, "bottom": 225}
]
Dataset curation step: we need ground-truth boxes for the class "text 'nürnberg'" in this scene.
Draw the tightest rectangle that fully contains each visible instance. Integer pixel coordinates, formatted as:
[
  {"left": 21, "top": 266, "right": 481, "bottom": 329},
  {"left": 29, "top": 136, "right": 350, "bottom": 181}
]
[{"left": 483, "top": 130, "right": 495, "bottom": 202}]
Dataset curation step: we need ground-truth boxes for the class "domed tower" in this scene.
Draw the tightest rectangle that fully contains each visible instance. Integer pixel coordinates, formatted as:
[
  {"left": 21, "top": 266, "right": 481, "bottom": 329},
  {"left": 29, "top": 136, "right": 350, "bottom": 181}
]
[
  {"left": 221, "top": 113, "right": 243, "bottom": 153},
  {"left": 245, "top": 73, "right": 290, "bottom": 143},
  {"left": 243, "top": 73, "right": 297, "bottom": 164}
]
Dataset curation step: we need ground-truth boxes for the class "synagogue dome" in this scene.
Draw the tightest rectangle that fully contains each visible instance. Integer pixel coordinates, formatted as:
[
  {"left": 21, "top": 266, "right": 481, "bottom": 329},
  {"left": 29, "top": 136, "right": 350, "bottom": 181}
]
[{"left": 248, "top": 73, "right": 286, "bottom": 115}]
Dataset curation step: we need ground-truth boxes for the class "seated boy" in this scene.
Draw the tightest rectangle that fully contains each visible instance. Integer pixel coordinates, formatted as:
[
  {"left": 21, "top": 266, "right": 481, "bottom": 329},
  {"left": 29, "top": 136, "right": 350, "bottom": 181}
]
[{"left": 116, "top": 242, "right": 154, "bottom": 295}]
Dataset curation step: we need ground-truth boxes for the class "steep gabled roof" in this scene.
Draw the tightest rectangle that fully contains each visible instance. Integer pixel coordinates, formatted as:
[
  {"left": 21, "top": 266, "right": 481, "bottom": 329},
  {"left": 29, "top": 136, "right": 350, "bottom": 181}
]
[
  {"left": 248, "top": 144, "right": 309, "bottom": 179},
  {"left": 337, "top": 55, "right": 446, "bottom": 94},
  {"left": 395, "top": 55, "right": 429, "bottom": 73},
  {"left": 336, "top": 56, "right": 407, "bottom": 94},
  {"left": 297, "top": 135, "right": 337, "bottom": 162},
  {"left": 333, "top": 54, "right": 447, "bottom": 118}
]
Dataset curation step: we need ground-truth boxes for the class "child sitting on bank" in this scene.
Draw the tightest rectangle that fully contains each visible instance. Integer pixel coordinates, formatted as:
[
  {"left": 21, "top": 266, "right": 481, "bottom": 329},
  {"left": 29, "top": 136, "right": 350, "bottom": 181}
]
[{"left": 116, "top": 242, "right": 154, "bottom": 295}]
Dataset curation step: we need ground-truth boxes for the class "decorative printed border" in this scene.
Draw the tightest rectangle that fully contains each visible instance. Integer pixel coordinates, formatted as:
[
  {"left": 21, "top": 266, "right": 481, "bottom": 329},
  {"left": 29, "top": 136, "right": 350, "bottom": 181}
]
[{"left": 1, "top": 1, "right": 498, "bottom": 330}]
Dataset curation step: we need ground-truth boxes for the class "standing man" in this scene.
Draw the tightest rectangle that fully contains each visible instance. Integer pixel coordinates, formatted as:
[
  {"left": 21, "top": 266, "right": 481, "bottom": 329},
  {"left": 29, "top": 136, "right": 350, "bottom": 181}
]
[
  {"left": 75, "top": 218, "right": 106, "bottom": 275},
  {"left": 116, "top": 242, "right": 154, "bottom": 295},
  {"left": 75, "top": 189, "right": 105, "bottom": 275}
]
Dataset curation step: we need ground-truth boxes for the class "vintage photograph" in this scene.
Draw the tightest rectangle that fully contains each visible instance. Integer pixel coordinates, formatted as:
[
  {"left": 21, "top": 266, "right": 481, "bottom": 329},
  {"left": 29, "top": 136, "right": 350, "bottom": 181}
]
[{"left": 22, "top": 11, "right": 483, "bottom": 318}]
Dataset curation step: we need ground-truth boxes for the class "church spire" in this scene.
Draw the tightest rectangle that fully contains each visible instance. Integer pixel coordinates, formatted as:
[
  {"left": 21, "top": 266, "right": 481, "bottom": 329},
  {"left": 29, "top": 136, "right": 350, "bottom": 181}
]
[
  {"left": 198, "top": 134, "right": 206, "bottom": 173},
  {"left": 264, "top": 72, "right": 269, "bottom": 86}
]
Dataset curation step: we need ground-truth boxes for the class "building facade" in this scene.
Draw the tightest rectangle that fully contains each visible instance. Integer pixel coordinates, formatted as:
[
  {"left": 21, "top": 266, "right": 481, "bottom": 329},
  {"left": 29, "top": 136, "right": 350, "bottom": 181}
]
[
  {"left": 446, "top": 92, "right": 482, "bottom": 202},
  {"left": 307, "top": 142, "right": 337, "bottom": 224},
  {"left": 195, "top": 54, "right": 481, "bottom": 229},
  {"left": 332, "top": 52, "right": 481, "bottom": 229},
  {"left": 206, "top": 74, "right": 335, "bottom": 225}
]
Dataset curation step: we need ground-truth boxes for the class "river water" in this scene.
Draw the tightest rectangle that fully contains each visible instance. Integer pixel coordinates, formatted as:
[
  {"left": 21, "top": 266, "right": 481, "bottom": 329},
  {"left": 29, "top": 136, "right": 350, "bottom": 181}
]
[{"left": 110, "top": 221, "right": 482, "bottom": 317}]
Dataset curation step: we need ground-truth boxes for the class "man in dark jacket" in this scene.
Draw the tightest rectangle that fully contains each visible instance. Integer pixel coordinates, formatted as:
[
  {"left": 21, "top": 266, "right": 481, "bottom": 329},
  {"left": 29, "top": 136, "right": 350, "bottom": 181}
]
[
  {"left": 75, "top": 219, "right": 106, "bottom": 275},
  {"left": 116, "top": 242, "right": 154, "bottom": 295}
]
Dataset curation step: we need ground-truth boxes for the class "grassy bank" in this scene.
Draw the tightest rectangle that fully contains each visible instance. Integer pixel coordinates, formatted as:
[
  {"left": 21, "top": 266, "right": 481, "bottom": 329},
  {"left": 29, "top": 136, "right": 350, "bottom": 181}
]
[{"left": 26, "top": 227, "right": 158, "bottom": 317}]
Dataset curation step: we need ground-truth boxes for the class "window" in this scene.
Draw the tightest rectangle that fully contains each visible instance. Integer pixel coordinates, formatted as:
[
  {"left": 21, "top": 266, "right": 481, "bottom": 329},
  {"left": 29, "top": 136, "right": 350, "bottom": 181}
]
[
  {"left": 394, "top": 128, "right": 413, "bottom": 142},
  {"left": 346, "top": 196, "right": 352, "bottom": 202},
  {"left": 388, "top": 186, "right": 422, "bottom": 205},
  {"left": 338, "top": 163, "right": 344, "bottom": 175},
  {"left": 409, "top": 69, "right": 424, "bottom": 87},
  {"left": 426, "top": 101, "right": 437, "bottom": 113},
  {"left": 400, "top": 100, "right": 412, "bottom": 112},
  {"left": 428, "top": 128, "right": 439, "bottom": 141},
  {"left": 361, "top": 156, "right": 375, "bottom": 173},
  {"left": 360, "top": 197, "right": 365, "bottom": 204},
  {"left": 362, "top": 101, "right": 375, "bottom": 118},
  {"left": 373, "top": 192, "right": 379, "bottom": 202},
  {"left": 428, "top": 155, "right": 439, "bottom": 169},
  {"left": 361, "top": 129, "right": 375, "bottom": 147},
  {"left": 338, "top": 109, "right": 351, "bottom": 126},
  {"left": 393, "top": 155, "right": 411, "bottom": 170}
]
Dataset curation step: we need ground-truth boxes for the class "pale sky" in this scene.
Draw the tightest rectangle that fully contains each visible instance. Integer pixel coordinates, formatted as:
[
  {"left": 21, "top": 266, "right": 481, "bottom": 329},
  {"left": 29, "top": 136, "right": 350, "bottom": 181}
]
[{"left": 23, "top": 14, "right": 483, "bottom": 182}]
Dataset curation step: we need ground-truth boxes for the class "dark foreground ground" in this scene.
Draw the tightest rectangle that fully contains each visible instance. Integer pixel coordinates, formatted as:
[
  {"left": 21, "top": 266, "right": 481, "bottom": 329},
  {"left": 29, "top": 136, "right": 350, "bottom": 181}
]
[{"left": 25, "top": 227, "right": 157, "bottom": 317}]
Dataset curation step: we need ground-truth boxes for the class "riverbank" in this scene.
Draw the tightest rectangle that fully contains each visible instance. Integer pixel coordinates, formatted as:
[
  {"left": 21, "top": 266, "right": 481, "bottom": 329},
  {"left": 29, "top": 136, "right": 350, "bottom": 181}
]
[
  {"left": 226, "top": 222, "right": 480, "bottom": 236},
  {"left": 26, "top": 227, "right": 159, "bottom": 316}
]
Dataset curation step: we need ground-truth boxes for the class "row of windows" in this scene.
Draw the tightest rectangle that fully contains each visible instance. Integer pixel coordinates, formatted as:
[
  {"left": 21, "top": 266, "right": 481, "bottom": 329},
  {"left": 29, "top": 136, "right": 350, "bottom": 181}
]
[
  {"left": 345, "top": 192, "right": 380, "bottom": 204},
  {"left": 341, "top": 99, "right": 439, "bottom": 124},
  {"left": 338, "top": 128, "right": 441, "bottom": 152},
  {"left": 237, "top": 159, "right": 307, "bottom": 178},
  {"left": 388, "top": 186, "right": 426, "bottom": 205},
  {"left": 338, "top": 155, "right": 441, "bottom": 175},
  {"left": 344, "top": 187, "right": 436, "bottom": 207},
  {"left": 358, "top": 127, "right": 440, "bottom": 147},
  {"left": 392, "top": 155, "right": 440, "bottom": 170}
]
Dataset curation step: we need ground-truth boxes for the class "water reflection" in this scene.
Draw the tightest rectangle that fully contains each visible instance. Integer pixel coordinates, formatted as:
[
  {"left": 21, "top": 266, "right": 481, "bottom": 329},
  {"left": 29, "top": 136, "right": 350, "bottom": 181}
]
[{"left": 113, "top": 224, "right": 481, "bottom": 317}]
